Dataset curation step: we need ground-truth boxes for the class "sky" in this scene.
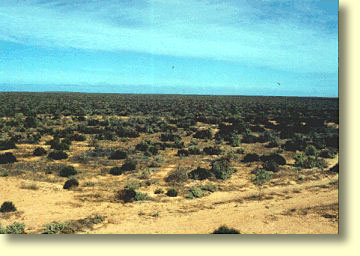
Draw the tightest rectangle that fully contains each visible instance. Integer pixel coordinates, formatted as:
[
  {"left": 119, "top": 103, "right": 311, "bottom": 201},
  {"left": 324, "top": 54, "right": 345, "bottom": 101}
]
[{"left": 0, "top": 0, "right": 338, "bottom": 96}]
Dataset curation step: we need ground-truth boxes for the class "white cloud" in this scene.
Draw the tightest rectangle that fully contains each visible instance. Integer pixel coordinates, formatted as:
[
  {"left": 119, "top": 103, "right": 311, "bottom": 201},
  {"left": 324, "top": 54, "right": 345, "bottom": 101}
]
[{"left": 0, "top": 0, "right": 337, "bottom": 73}]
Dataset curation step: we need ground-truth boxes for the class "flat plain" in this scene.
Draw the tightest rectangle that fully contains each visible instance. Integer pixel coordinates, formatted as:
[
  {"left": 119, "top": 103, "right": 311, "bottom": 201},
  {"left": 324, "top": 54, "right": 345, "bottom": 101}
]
[{"left": 0, "top": 93, "right": 339, "bottom": 234}]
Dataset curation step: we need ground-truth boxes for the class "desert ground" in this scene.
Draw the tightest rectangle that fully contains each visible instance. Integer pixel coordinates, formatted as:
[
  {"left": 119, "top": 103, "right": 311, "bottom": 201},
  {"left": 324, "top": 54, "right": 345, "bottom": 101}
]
[{"left": 0, "top": 93, "right": 339, "bottom": 234}]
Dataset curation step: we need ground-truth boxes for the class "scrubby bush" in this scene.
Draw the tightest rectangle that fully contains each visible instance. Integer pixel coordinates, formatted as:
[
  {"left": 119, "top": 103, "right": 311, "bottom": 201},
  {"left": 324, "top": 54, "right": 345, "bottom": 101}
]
[
  {"left": 211, "top": 158, "right": 234, "bottom": 180},
  {"left": 200, "top": 183, "right": 218, "bottom": 192},
  {"left": 166, "top": 188, "right": 178, "bottom": 197},
  {"left": 186, "top": 187, "right": 204, "bottom": 199},
  {"left": 0, "top": 201, "right": 17, "bottom": 212},
  {"left": 243, "top": 153, "right": 259, "bottom": 163},
  {"left": 165, "top": 168, "right": 188, "bottom": 184},
  {"left": 212, "top": 225, "right": 240, "bottom": 234},
  {"left": 188, "top": 167, "right": 213, "bottom": 180},
  {"left": 63, "top": 178, "right": 79, "bottom": 189},
  {"left": 59, "top": 166, "right": 77, "bottom": 177},
  {"left": 42, "top": 222, "right": 72, "bottom": 234},
  {"left": 305, "top": 145, "right": 318, "bottom": 156},
  {"left": 294, "top": 153, "right": 327, "bottom": 169},
  {"left": 33, "top": 147, "right": 47, "bottom": 156},
  {"left": 109, "top": 150, "right": 127, "bottom": 160},
  {"left": 48, "top": 150, "right": 68, "bottom": 160},
  {"left": 0, "top": 152, "right": 17, "bottom": 164},
  {"left": 0, "top": 222, "right": 25, "bottom": 234}
]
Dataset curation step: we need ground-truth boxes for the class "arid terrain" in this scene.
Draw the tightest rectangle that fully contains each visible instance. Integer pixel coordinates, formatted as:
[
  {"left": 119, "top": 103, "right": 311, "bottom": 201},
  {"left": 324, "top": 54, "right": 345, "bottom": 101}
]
[{"left": 0, "top": 93, "right": 339, "bottom": 234}]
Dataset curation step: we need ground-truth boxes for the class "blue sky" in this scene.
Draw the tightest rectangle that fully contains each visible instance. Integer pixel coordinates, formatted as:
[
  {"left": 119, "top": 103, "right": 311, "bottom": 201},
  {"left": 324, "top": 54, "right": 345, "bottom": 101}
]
[{"left": 0, "top": 0, "right": 338, "bottom": 96}]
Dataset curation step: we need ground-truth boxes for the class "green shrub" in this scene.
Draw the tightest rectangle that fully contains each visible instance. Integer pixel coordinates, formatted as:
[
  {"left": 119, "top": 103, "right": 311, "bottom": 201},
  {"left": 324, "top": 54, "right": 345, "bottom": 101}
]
[
  {"left": 294, "top": 153, "right": 327, "bottom": 169},
  {"left": 0, "top": 222, "right": 25, "bottom": 234},
  {"left": 252, "top": 169, "right": 273, "bottom": 186},
  {"left": 211, "top": 158, "right": 234, "bottom": 180},
  {"left": 59, "top": 166, "right": 77, "bottom": 177},
  {"left": 305, "top": 145, "right": 318, "bottom": 156},
  {"left": 212, "top": 225, "right": 240, "bottom": 234},
  {"left": 42, "top": 222, "right": 73, "bottom": 234},
  {"left": 200, "top": 183, "right": 218, "bottom": 192},
  {"left": 186, "top": 187, "right": 204, "bottom": 199},
  {"left": 0, "top": 201, "right": 17, "bottom": 213}
]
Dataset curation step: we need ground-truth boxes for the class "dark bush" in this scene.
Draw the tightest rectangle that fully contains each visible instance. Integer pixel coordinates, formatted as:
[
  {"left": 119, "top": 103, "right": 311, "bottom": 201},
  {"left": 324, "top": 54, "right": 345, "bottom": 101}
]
[
  {"left": 116, "top": 188, "right": 149, "bottom": 202},
  {"left": 305, "top": 145, "right": 318, "bottom": 156},
  {"left": 319, "top": 148, "right": 337, "bottom": 159},
  {"left": 166, "top": 188, "right": 178, "bottom": 197},
  {"left": 109, "top": 150, "right": 127, "bottom": 160},
  {"left": 0, "top": 140, "right": 17, "bottom": 151},
  {"left": 260, "top": 153, "right": 286, "bottom": 165},
  {"left": 203, "top": 146, "right": 222, "bottom": 155},
  {"left": 188, "top": 146, "right": 202, "bottom": 155},
  {"left": 33, "top": 147, "right": 47, "bottom": 156},
  {"left": 50, "top": 142, "right": 70, "bottom": 151},
  {"left": 243, "top": 153, "right": 259, "bottom": 163},
  {"left": 109, "top": 167, "right": 126, "bottom": 176},
  {"left": 0, "top": 152, "right": 17, "bottom": 164},
  {"left": 188, "top": 167, "right": 213, "bottom": 180},
  {"left": 48, "top": 151, "right": 68, "bottom": 160},
  {"left": 71, "top": 134, "right": 86, "bottom": 142},
  {"left": 160, "top": 133, "right": 181, "bottom": 142},
  {"left": 0, "top": 201, "right": 17, "bottom": 213},
  {"left": 177, "top": 149, "right": 189, "bottom": 157},
  {"left": 212, "top": 225, "right": 240, "bottom": 234},
  {"left": 329, "top": 163, "right": 339, "bottom": 173},
  {"left": 193, "top": 129, "right": 212, "bottom": 140},
  {"left": 120, "top": 159, "right": 137, "bottom": 171},
  {"left": 63, "top": 178, "right": 79, "bottom": 189},
  {"left": 262, "top": 161, "right": 279, "bottom": 172},
  {"left": 165, "top": 168, "right": 188, "bottom": 184},
  {"left": 59, "top": 166, "right": 77, "bottom": 177},
  {"left": 154, "top": 188, "right": 164, "bottom": 194}
]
